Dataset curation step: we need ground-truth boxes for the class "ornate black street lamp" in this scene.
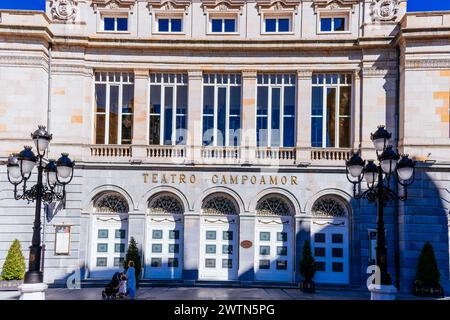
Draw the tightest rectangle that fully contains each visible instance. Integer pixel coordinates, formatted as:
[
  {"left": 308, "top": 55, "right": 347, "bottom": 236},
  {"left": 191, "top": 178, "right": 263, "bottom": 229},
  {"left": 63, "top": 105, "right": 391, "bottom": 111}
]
[
  {"left": 346, "top": 125, "right": 415, "bottom": 286},
  {"left": 6, "top": 125, "right": 74, "bottom": 284}
]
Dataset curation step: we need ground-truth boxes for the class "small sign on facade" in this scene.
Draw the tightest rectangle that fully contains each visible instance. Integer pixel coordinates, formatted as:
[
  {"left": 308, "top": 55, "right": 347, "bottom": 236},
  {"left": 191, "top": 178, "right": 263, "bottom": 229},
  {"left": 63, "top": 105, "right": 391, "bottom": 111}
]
[
  {"left": 240, "top": 240, "right": 253, "bottom": 249},
  {"left": 55, "top": 225, "right": 71, "bottom": 255}
]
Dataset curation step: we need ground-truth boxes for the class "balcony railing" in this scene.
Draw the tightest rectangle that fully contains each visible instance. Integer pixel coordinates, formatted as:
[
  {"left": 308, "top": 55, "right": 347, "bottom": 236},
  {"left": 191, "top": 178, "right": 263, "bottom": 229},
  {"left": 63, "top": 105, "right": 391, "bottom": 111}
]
[
  {"left": 90, "top": 145, "right": 132, "bottom": 158},
  {"left": 310, "top": 148, "right": 352, "bottom": 162},
  {"left": 85, "top": 144, "right": 351, "bottom": 166},
  {"left": 147, "top": 146, "right": 185, "bottom": 158}
]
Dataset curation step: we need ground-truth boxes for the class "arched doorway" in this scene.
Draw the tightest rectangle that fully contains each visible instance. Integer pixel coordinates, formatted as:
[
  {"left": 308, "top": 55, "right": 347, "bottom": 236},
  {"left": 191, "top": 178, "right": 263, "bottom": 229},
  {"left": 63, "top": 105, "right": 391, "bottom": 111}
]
[
  {"left": 254, "top": 195, "right": 294, "bottom": 282},
  {"left": 199, "top": 193, "right": 239, "bottom": 281},
  {"left": 310, "top": 196, "right": 350, "bottom": 284},
  {"left": 144, "top": 193, "right": 184, "bottom": 279},
  {"left": 89, "top": 192, "right": 129, "bottom": 279}
]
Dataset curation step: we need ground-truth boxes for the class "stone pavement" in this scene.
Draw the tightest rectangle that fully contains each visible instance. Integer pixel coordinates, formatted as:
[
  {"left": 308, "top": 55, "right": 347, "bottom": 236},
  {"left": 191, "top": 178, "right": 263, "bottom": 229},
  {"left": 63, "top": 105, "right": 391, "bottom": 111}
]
[{"left": 0, "top": 286, "right": 446, "bottom": 300}]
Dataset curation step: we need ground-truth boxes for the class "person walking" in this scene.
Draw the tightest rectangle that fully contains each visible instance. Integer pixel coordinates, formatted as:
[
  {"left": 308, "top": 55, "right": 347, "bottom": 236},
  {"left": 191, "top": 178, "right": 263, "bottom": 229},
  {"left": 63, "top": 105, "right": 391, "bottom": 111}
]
[{"left": 125, "top": 260, "right": 136, "bottom": 299}]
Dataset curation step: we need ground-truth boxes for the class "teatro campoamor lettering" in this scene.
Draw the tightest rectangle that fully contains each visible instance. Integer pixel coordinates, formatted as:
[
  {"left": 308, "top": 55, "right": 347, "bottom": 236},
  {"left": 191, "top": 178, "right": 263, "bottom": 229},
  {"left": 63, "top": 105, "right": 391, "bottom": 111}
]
[{"left": 143, "top": 173, "right": 298, "bottom": 186}]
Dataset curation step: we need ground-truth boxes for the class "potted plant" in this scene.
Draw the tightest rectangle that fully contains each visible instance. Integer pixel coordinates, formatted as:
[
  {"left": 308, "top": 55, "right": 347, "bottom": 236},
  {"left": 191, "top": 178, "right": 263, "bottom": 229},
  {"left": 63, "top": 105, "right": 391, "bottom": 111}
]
[
  {"left": 0, "top": 239, "right": 26, "bottom": 291},
  {"left": 299, "top": 240, "right": 316, "bottom": 293},
  {"left": 413, "top": 242, "right": 444, "bottom": 297},
  {"left": 123, "top": 237, "right": 142, "bottom": 285}
]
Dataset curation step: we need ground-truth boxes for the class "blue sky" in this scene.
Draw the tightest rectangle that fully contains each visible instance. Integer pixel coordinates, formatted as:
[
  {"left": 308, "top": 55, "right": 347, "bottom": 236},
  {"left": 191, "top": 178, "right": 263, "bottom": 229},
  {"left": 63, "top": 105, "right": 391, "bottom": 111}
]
[{"left": 0, "top": 0, "right": 449, "bottom": 12}]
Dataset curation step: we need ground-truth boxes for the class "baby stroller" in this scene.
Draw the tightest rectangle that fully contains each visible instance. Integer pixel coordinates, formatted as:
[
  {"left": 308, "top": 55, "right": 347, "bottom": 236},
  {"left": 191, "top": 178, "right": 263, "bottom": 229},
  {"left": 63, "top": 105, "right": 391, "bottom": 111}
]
[{"left": 102, "top": 272, "right": 121, "bottom": 299}]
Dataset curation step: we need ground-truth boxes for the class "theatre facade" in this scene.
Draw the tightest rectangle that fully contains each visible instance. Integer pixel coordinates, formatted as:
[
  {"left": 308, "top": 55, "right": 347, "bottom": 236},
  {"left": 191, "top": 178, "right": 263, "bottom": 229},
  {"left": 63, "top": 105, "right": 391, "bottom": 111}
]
[{"left": 0, "top": 0, "right": 449, "bottom": 293}]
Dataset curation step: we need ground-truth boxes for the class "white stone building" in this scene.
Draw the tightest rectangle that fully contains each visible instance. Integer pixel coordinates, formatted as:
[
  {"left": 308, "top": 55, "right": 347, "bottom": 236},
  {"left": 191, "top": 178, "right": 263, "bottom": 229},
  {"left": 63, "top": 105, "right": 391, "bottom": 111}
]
[{"left": 0, "top": 0, "right": 449, "bottom": 293}]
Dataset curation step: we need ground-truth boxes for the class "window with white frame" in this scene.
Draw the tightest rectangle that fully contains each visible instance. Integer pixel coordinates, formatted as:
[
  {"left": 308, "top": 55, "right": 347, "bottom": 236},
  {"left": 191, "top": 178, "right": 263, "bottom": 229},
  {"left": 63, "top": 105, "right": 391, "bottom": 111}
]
[
  {"left": 263, "top": 16, "right": 291, "bottom": 33},
  {"left": 311, "top": 74, "right": 352, "bottom": 148},
  {"left": 94, "top": 72, "right": 134, "bottom": 145},
  {"left": 157, "top": 17, "right": 183, "bottom": 33},
  {"left": 256, "top": 74, "right": 296, "bottom": 148},
  {"left": 102, "top": 16, "right": 128, "bottom": 32},
  {"left": 319, "top": 14, "right": 348, "bottom": 32},
  {"left": 202, "top": 74, "right": 242, "bottom": 147},
  {"left": 210, "top": 17, "right": 237, "bottom": 33},
  {"left": 149, "top": 73, "right": 188, "bottom": 146}
]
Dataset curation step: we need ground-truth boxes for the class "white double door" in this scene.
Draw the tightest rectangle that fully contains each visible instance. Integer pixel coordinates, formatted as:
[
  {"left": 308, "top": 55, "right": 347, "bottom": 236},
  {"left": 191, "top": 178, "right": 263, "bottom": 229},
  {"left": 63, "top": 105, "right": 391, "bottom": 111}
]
[
  {"left": 145, "top": 215, "right": 184, "bottom": 279},
  {"left": 254, "top": 216, "right": 293, "bottom": 282},
  {"left": 311, "top": 218, "right": 349, "bottom": 284},
  {"left": 199, "top": 216, "right": 238, "bottom": 281},
  {"left": 90, "top": 217, "right": 128, "bottom": 279}
]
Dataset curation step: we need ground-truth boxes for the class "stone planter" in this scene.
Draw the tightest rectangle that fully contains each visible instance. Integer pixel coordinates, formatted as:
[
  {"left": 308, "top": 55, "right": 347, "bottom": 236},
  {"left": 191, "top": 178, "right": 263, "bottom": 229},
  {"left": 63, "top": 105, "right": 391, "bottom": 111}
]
[
  {"left": 0, "top": 280, "right": 23, "bottom": 291},
  {"left": 413, "top": 284, "right": 445, "bottom": 298},
  {"left": 299, "top": 280, "right": 315, "bottom": 293}
]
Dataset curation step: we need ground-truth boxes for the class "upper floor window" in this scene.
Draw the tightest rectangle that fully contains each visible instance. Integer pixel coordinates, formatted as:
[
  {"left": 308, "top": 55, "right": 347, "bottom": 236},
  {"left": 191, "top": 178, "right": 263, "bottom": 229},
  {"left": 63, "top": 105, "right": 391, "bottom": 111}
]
[
  {"left": 311, "top": 74, "right": 352, "bottom": 148},
  {"left": 94, "top": 72, "right": 134, "bottom": 145},
  {"left": 149, "top": 73, "right": 188, "bottom": 146},
  {"left": 157, "top": 18, "right": 183, "bottom": 33},
  {"left": 203, "top": 74, "right": 242, "bottom": 147},
  {"left": 264, "top": 17, "right": 291, "bottom": 33},
  {"left": 256, "top": 74, "right": 296, "bottom": 148},
  {"left": 210, "top": 18, "right": 237, "bottom": 33},
  {"left": 103, "top": 16, "right": 128, "bottom": 32},
  {"left": 320, "top": 15, "right": 348, "bottom": 32}
]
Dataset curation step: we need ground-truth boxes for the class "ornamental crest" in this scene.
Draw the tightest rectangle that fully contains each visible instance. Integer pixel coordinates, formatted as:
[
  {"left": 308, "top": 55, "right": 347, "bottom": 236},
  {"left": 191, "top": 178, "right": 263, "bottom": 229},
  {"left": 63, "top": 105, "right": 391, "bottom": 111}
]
[
  {"left": 370, "top": 0, "right": 399, "bottom": 22},
  {"left": 51, "top": 0, "right": 77, "bottom": 22}
]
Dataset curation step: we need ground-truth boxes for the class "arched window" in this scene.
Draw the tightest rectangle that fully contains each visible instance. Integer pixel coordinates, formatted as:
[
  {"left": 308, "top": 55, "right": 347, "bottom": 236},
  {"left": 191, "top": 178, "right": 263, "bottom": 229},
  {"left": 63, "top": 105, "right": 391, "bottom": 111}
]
[
  {"left": 148, "top": 194, "right": 184, "bottom": 214},
  {"left": 312, "top": 196, "right": 347, "bottom": 218},
  {"left": 94, "top": 193, "right": 129, "bottom": 214},
  {"left": 256, "top": 195, "right": 292, "bottom": 216},
  {"left": 202, "top": 194, "right": 238, "bottom": 215}
]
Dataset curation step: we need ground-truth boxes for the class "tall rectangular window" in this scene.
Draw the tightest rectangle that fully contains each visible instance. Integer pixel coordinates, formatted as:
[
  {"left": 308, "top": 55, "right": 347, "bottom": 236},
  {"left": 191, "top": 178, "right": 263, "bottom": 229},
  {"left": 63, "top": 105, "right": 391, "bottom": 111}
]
[
  {"left": 311, "top": 74, "right": 352, "bottom": 148},
  {"left": 202, "top": 74, "right": 242, "bottom": 147},
  {"left": 94, "top": 72, "right": 134, "bottom": 144},
  {"left": 256, "top": 74, "right": 296, "bottom": 147},
  {"left": 149, "top": 73, "right": 188, "bottom": 145}
]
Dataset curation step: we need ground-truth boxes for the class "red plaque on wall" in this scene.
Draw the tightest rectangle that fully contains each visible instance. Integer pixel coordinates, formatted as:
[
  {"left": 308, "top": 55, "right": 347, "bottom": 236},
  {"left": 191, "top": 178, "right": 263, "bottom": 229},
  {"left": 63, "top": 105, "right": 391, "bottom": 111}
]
[{"left": 240, "top": 240, "right": 253, "bottom": 249}]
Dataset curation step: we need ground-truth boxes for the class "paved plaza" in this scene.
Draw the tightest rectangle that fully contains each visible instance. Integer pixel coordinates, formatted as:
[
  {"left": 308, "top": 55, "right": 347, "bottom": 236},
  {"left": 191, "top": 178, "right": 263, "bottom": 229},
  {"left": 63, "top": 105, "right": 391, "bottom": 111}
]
[{"left": 0, "top": 286, "right": 447, "bottom": 300}]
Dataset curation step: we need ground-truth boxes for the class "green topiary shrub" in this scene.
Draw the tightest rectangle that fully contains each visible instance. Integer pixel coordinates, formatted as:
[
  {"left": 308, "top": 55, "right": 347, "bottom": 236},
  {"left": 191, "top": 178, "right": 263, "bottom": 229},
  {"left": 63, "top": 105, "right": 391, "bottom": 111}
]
[
  {"left": 299, "top": 240, "right": 316, "bottom": 282},
  {"left": 1, "top": 239, "right": 26, "bottom": 281},
  {"left": 123, "top": 237, "right": 141, "bottom": 281},
  {"left": 415, "top": 242, "right": 441, "bottom": 287}
]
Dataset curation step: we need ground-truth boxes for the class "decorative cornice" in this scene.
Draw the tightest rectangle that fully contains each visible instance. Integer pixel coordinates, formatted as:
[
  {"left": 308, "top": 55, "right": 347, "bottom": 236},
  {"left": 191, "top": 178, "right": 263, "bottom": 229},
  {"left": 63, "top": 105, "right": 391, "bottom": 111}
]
[
  {"left": 0, "top": 55, "right": 49, "bottom": 70},
  {"left": 242, "top": 70, "right": 257, "bottom": 79},
  {"left": 312, "top": 0, "right": 359, "bottom": 13},
  {"left": 403, "top": 59, "right": 450, "bottom": 70},
  {"left": 297, "top": 70, "right": 313, "bottom": 79},
  {"left": 188, "top": 69, "right": 203, "bottom": 79},
  {"left": 92, "top": 0, "right": 135, "bottom": 13},
  {"left": 361, "top": 66, "right": 397, "bottom": 78},
  {"left": 201, "top": 0, "right": 246, "bottom": 15},
  {"left": 256, "top": 0, "right": 301, "bottom": 15},
  {"left": 52, "top": 64, "right": 94, "bottom": 76},
  {"left": 146, "top": 0, "right": 191, "bottom": 15}
]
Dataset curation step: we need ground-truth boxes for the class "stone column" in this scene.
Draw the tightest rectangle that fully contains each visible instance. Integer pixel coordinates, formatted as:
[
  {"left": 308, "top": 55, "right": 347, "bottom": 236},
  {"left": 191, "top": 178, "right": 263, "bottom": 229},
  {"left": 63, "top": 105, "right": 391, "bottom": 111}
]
[
  {"left": 183, "top": 213, "right": 200, "bottom": 282},
  {"left": 238, "top": 215, "right": 256, "bottom": 283},
  {"left": 352, "top": 69, "right": 362, "bottom": 151},
  {"left": 295, "top": 217, "right": 310, "bottom": 283},
  {"left": 241, "top": 70, "right": 257, "bottom": 163},
  {"left": 132, "top": 69, "right": 149, "bottom": 160},
  {"left": 186, "top": 70, "right": 203, "bottom": 163},
  {"left": 128, "top": 212, "right": 146, "bottom": 279},
  {"left": 296, "top": 70, "right": 313, "bottom": 163}
]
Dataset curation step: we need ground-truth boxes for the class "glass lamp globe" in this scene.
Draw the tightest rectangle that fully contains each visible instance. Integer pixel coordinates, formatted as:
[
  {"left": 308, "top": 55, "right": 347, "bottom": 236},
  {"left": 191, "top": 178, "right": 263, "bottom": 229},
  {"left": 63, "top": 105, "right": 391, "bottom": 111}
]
[
  {"left": 370, "top": 125, "right": 392, "bottom": 152},
  {"left": 379, "top": 146, "right": 400, "bottom": 174},
  {"left": 31, "top": 125, "right": 52, "bottom": 156},
  {"left": 18, "top": 146, "right": 37, "bottom": 175},
  {"left": 346, "top": 153, "right": 365, "bottom": 178},
  {"left": 7, "top": 154, "right": 21, "bottom": 180},
  {"left": 56, "top": 153, "right": 74, "bottom": 179},
  {"left": 45, "top": 160, "right": 58, "bottom": 186},
  {"left": 397, "top": 155, "right": 415, "bottom": 181},
  {"left": 364, "top": 161, "right": 378, "bottom": 186}
]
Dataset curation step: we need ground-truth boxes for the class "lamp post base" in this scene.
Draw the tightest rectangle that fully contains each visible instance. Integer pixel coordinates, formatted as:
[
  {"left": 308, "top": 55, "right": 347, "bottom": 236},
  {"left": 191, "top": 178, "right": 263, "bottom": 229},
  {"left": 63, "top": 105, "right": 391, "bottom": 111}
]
[
  {"left": 368, "top": 284, "right": 397, "bottom": 300},
  {"left": 18, "top": 283, "right": 48, "bottom": 300}
]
